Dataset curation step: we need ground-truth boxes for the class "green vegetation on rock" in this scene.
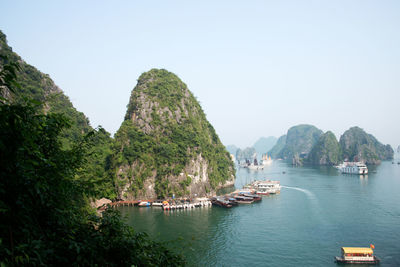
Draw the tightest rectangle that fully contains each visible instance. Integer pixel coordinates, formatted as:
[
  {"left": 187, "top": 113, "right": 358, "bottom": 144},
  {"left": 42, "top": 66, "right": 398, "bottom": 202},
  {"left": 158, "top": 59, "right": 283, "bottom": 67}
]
[
  {"left": 339, "top": 126, "right": 393, "bottom": 164},
  {"left": 269, "top": 124, "right": 393, "bottom": 165},
  {"left": 0, "top": 30, "right": 114, "bottom": 199},
  {"left": 269, "top": 124, "right": 323, "bottom": 160},
  {"left": 308, "top": 131, "right": 341, "bottom": 165},
  {"left": 0, "top": 56, "right": 184, "bottom": 265},
  {"left": 110, "top": 69, "right": 235, "bottom": 199},
  {"left": 268, "top": 134, "right": 286, "bottom": 159}
]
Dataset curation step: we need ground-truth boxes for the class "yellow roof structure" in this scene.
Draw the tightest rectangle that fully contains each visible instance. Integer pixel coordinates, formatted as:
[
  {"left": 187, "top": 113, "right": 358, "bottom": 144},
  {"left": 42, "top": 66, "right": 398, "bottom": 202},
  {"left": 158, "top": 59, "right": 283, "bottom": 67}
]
[{"left": 342, "top": 247, "right": 373, "bottom": 254}]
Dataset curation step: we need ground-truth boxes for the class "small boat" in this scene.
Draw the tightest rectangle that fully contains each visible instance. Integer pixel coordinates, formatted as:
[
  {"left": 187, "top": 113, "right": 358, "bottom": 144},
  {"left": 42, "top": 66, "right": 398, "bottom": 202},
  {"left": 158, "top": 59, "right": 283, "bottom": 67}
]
[
  {"left": 240, "top": 193, "right": 262, "bottom": 202},
  {"left": 162, "top": 201, "right": 170, "bottom": 210},
  {"left": 234, "top": 195, "right": 254, "bottom": 204},
  {"left": 152, "top": 200, "right": 163, "bottom": 207},
  {"left": 335, "top": 246, "right": 380, "bottom": 264},
  {"left": 138, "top": 201, "right": 151, "bottom": 207},
  {"left": 224, "top": 197, "right": 239, "bottom": 206},
  {"left": 211, "top": 197, "right": 232, "bottom": 208}
]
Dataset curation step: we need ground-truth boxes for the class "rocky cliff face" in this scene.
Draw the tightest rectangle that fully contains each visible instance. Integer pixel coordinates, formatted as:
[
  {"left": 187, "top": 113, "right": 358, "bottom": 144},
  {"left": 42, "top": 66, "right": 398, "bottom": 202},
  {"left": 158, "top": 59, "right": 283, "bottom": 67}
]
[
  {"left": 339, "top": 126, "right": 393, "bottom": 164},
  {"left": 269, "top": 124, "right": 323, "bottom": 160},
  {"left": 111, "top": 69, "right": 235, "bottom": 200},
  {"left": 268, "top": 134, "right": 286, "bottom": 159},
  {"left": 308, "top": 131, "right": 341, "bottom": 165}
]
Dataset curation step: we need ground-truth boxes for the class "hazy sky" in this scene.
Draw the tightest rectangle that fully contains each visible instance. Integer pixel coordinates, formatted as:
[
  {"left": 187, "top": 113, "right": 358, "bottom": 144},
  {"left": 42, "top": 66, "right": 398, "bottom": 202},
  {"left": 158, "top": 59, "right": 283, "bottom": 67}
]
[{"left": 1, "top": 1, "right": 399, "bottom": 148}]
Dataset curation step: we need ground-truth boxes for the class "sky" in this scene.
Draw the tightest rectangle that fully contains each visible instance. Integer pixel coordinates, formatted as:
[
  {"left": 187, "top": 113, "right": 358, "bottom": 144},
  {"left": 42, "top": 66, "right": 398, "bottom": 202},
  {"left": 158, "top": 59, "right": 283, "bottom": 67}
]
[{"left": 1, "top": 1, "right": 400, "bottom": 149}]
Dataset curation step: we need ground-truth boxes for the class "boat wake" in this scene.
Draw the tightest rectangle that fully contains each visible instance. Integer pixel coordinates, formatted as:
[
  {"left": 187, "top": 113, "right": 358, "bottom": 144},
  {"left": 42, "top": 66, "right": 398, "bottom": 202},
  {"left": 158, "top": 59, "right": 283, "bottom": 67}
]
[
  {"left": 282, "top": 185, "right": 330, "bottom": 225},
  {"left": 281, "top": 186, "right": 315, "bottom": 200}
]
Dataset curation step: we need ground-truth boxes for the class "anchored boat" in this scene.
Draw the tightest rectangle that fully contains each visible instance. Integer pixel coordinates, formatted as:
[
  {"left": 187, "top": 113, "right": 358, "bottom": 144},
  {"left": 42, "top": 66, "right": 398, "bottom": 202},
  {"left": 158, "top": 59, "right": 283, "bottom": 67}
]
[
  {"left": 336, "top": 162, "right": 368, "bottom": 175},
  {"left": 252, "top": 180, "right": 281, "bottom": 195},
  {"left": 335, "top": 246, "right": 380, "bottom": 264},
  {"left": 211, "top": 197, "right": 233, "bottom": 208}
]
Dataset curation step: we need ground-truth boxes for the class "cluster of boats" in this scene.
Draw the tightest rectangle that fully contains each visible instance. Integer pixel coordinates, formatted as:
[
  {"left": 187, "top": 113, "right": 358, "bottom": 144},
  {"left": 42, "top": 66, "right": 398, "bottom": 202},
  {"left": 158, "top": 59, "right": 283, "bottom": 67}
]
[
  {"left": 137, "top": 198, "right": 212, "bottom": 210},
  {"left": 211, "top": 193, "right": 262, "bottom": 208},
  {"left": 240, "top": 154, "right": 273, "bottom": 170},
  {"left": 211, "top": 180, "right": 281, "bottom": 208}
]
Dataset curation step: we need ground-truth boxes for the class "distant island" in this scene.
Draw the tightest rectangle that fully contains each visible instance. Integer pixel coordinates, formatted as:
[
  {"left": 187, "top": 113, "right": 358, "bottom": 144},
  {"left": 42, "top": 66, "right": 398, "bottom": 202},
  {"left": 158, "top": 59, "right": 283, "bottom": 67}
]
[{"left": 268, "top": 124, "right": 393, "bottom": 166}]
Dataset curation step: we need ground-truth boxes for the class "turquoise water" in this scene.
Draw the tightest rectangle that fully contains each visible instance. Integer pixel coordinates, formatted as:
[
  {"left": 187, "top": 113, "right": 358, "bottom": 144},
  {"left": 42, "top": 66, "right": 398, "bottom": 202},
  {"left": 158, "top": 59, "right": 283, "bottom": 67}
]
[{"left": 119, "top": 161, "right": 400, "bottom": 266}]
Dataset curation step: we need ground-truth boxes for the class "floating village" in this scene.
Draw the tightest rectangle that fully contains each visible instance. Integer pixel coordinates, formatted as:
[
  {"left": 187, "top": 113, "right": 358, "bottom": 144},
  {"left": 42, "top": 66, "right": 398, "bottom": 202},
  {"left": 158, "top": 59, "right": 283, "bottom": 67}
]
[
  {"left": 96, "top": 157, "right": 385, "bottom": 265},
  {"left": 98, "top": 179, "right": 281, "bottom": 212}
]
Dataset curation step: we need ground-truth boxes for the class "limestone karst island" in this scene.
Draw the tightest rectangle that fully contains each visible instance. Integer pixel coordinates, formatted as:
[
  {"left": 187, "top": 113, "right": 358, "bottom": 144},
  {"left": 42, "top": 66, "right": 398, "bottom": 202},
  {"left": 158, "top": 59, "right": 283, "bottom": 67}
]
[{"left": 1, "top": 6, "right": 399, "bottom": 265}]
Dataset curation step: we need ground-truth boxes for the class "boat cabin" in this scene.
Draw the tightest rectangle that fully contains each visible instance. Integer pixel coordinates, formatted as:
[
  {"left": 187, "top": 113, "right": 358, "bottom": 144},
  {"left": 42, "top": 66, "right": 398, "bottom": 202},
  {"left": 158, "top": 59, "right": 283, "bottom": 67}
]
[{"left": 335, "top": 247, "right": 379, "bottom": 264}]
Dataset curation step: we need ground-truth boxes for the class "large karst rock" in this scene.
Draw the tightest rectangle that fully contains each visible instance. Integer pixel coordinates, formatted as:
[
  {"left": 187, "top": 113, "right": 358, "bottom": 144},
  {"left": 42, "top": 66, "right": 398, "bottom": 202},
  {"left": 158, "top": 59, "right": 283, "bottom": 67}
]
[
  {"left": 269, "top": 124, "right": 323, "bottom": 160},
  {"left": 111, "top": 69, "right": 235, "bottom": 200},
  {"left": 308, "top": 131, "right": 341, "bottom": 165},
  {"left": 339, "top": 126, "right": 393, "bottom": 164}
]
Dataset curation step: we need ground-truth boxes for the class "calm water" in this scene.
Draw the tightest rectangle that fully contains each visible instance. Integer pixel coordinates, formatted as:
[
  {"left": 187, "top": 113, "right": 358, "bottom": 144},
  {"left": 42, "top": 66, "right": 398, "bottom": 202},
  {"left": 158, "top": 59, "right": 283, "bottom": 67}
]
[{"left": 119, "top": 160, "right": 400, "bottom": 266}]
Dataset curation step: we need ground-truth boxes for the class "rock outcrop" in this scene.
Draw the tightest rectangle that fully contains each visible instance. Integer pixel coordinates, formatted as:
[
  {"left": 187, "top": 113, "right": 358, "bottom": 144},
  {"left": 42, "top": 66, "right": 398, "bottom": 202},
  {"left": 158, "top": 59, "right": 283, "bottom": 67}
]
[
  {"left": 308, "top": 131, "right": 341, "bottom": 165},
  {"left": 268, "top": 134, "right": 286, "bottom": 159},
  {"left": 110, "top": 69, "right": 235, "bottom": 200},
  {"left": 268, "top": 124, "right": 323, "bottom": 161},
  {"left": 339, "top": 126, "right": 393, "bottom": 164}
]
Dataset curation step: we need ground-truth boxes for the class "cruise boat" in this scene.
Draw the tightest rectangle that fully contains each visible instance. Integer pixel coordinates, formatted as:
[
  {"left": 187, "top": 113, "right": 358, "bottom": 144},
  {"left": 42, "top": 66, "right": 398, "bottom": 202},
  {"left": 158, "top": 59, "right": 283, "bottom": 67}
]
[
  {"left": 252, "top": 180, "right": 281, "bottom": 195},
  {"left": 335, "top": 246, "right": 380, "bottom": 264},
  {"left": 336, "top": 162, "right": 368, "bottom": 175}
]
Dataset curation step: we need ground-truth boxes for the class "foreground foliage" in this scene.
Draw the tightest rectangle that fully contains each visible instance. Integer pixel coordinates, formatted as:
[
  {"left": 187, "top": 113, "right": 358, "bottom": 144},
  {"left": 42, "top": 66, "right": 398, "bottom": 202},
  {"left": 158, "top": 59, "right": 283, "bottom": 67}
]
[{"left": 0, "top": 59, "right": 184, "bottom": 265}]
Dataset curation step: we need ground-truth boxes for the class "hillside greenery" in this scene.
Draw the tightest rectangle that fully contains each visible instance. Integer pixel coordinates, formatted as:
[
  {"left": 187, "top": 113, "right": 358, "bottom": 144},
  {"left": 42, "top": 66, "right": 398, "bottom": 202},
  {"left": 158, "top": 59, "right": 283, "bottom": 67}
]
[
  {"left": 308, "top": 131, "right": 341, "bottom": 165},
  {"left": 268, "top": 124, "right": 322, "bottom": 160},
  {"left": 268, "top": 134, "right": 286, "bottom": 159},
  {"left": 0, "top": 59, "right": 184, "bottom": 265},
  {"left": 269, "top": 124, "right": 393, "bottom": 165},
  {"left": 339, "top": 126, "right": 393, "bottom": 164},
  {"left": 112, "top": 69, "right": 235, "bottom": 198},
  {"left": 0, "top": 30, "right": 114, "bottom": 200},
  {"left": 280, "top": 124, "right": 323, "bottom": 159}
]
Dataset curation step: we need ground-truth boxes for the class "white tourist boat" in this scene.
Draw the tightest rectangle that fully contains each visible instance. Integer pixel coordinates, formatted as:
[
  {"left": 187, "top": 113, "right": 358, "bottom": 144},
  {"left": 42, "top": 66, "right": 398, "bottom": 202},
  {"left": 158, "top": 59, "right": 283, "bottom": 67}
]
[
  {"left": 336, "top": 162, "right": 368, "bottom": 175},
  {"left": 252, "top": 180, "right": 281, "bottom": 195}
]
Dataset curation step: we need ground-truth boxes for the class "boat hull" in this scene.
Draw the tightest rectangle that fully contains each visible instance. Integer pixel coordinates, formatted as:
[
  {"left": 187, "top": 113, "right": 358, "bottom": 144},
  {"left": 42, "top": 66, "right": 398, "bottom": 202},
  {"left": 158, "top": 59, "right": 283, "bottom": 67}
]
[
  {"left": 256, "top": 192, "right": 270, "bottom": 195},
  {"left": 335, "top": 256, "right": 380, "bottom": 264}
]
